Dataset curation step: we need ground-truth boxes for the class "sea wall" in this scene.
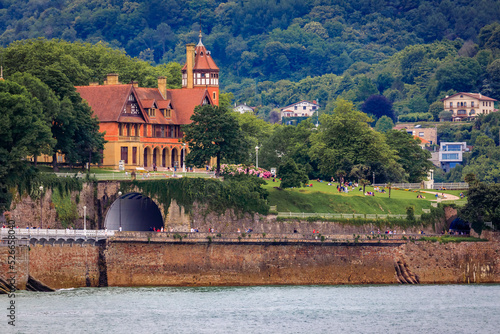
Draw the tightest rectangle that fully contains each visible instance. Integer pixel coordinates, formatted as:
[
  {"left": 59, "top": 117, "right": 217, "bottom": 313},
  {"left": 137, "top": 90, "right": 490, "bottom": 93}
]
[
  {"left": 0, "top": 244, "right": 29, "bottom": 290},
  {"left": 103, "top": 238, "right": 500, "bottom": 287},
  {"left": 104, "top": 241, "right": 399, "bottom": 286},
  {"left": 2, "top": 235, "right": 499, "bottom": 290},
  {"left": 28, "top": 244, "right": 102, "bottom": 289}
]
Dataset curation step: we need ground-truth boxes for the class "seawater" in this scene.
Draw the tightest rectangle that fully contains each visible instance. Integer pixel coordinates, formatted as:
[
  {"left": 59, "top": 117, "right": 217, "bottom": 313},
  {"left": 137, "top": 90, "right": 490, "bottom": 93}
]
[{"left": 2, "top": 285, "right": 499, "bottom": 334}]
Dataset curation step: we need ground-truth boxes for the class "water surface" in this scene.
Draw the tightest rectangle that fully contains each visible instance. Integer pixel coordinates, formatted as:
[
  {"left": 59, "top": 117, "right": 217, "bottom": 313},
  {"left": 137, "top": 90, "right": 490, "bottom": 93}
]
[{"left": 2, "top": 285, "right": 498, "bottom": 333}]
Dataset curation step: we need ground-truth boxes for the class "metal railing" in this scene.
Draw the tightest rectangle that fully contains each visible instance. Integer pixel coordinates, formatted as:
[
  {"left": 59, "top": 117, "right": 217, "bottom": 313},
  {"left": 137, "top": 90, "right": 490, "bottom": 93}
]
[
  {"left": 373, "top": 182, "right": 469, "bottom": 190},
  {"left": 0, "top": 228, "right": 115, "bottom": 238},
  {"left": 276, "top": 212, "right": 421, "bottom": 220},
  {"left": 433, "top": 182, "right": 469, "bottom": 190},
  {"left": 373, "top": 183, "right": 421, "bottom": 189}
]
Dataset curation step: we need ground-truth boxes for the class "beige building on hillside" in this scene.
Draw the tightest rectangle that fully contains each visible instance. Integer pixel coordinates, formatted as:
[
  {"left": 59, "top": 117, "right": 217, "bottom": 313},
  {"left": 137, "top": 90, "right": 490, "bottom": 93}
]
[
  {"left": 393, "top": 125, "right": 437, "bottom": 145},
  {"left": 442, "top": 93, "right": 497, "bottom": 121}
]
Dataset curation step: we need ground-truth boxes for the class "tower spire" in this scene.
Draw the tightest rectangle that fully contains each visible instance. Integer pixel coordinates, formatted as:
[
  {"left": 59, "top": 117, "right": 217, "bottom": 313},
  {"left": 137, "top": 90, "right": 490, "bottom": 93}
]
[{"left": 197, "top": 29, "right": 204, "bottom": 47}]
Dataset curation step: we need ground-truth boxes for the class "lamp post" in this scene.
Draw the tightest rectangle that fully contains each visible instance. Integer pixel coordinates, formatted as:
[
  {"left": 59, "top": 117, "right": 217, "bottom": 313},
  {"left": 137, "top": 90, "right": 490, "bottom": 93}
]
[
  {"left": 39, "top": 186, "right": 43, "bottom": 229},
  {"left": 182, "top": 143, "right": 186, "bottom": 174},
  {"left": 118, "top": 191, "right": 122, "bottom": 232},
  {"left": 255, "top": 146, "right": 259, "bottom": 169},
  {"left": 83, "top": 205, "right": 87, "bottom": 236}
]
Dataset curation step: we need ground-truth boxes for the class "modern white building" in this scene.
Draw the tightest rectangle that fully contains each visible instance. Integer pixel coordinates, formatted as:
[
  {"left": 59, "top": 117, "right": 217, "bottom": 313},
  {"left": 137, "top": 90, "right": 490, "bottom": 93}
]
[{"left": 439, "top": 142, "right": 468, "bottom": 172}]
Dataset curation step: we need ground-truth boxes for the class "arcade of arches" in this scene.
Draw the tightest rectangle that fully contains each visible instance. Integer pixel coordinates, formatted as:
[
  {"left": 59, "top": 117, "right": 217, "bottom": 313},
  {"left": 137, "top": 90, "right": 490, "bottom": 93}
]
[{"left": 142, "top": 146, "right": 186, "bottom": 168}]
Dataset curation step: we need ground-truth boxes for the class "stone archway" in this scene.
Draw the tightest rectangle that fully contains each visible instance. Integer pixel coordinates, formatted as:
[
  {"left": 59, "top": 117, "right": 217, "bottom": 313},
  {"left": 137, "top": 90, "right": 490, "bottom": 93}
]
[{"left": 104, "top": 192, "right": 163, "bottom": 231}]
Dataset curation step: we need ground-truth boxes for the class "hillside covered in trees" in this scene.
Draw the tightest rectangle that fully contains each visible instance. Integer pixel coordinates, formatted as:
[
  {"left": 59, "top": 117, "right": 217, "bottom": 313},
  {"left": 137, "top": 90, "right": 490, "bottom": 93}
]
[
  {"left": 2, "top": 0, "right": 500, "bottom": 186},
  {"left": 1, "top": 1, "right": 500, "bottom": 122}
]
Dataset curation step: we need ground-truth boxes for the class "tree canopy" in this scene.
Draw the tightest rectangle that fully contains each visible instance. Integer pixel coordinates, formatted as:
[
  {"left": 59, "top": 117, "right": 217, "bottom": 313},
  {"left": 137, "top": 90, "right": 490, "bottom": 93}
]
[
  {"left": 0, "top": 80, "right": 52, "bottom": 210},
  {"left": 182, "top": 104, "right": 248, "bottom": 176}
]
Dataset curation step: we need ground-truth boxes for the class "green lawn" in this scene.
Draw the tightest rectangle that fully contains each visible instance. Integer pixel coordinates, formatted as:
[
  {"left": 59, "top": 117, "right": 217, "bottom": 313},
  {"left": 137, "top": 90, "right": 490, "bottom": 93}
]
[{"left": 264, "top": 180, "right": 462, "bottom": 215}]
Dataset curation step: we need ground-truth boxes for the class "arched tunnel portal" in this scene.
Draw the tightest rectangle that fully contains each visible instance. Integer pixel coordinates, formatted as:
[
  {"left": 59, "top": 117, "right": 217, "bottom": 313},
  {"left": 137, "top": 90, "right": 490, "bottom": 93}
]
[{"left": 104, "top": 192, "right": 164, "bottom": 231}]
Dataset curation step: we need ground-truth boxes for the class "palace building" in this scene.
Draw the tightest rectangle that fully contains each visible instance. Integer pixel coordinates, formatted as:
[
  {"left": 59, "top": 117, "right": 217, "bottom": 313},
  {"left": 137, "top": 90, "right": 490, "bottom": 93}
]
[{"left": 75, "top": 32, "right": 219, "bottom": 169}]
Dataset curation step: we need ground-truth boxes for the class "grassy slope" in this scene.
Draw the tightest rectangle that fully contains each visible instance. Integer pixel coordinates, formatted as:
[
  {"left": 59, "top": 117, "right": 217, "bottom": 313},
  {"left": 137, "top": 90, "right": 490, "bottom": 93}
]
[{"left": 264, "top": 180, "right": 462, "bottom": 214}]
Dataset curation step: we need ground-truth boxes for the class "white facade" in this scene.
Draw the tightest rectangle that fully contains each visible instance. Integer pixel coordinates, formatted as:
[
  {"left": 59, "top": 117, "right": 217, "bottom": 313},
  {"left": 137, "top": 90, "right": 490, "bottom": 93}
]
[
  {"left": 439, "top": 142, "right": 468, "bottom": 172},
  {"left": 280, "top": 100, "right": 320, "bottom": 119},
  {"left": 234, "top": 104, "right": 254, "bottom": 114}
]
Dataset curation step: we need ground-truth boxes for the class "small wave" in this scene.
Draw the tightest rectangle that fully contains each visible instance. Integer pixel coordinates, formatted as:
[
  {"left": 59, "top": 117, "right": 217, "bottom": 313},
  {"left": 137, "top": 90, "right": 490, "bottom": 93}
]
[{"left": 57, "top": 288, "right": 75, "bottom": 291}]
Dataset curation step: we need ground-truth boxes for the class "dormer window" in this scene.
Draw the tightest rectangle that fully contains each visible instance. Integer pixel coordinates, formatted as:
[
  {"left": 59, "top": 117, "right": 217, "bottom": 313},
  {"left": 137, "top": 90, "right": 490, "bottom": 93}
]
[
  {"left": 149, "top": 108, "right": 156, "bottom": 117},
  {"left": 166, "top": 109, "right": 171, "bottom": 118}
]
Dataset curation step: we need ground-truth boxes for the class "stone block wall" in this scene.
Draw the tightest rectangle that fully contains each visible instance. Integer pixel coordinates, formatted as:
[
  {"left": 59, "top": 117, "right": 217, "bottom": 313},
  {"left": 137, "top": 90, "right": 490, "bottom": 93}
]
[
  {"left": 104, "top": 241, "right": 399, "bottom": 287},
  {"left": 0, "top": 245, "right": 29, "bottom": 290},
  {"left": 28, "top": 244, "right": 101, "bottom": 289}
]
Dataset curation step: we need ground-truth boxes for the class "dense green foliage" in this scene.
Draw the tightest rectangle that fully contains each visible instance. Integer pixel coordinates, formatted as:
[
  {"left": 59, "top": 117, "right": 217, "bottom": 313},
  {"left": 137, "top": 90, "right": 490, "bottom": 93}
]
[
  {"left": 461, "top": 182, "right": 500, "bottom": 232},
  {"left": 182, "top": 104, "right": 248, "bottom": 175},
  {"left": 1, "top": 1, "right": 500, "bottom": 119},
  {"left": 277, "top": 158, "right": 308, "bottom": 189},
  {"left": 311, "top": 99, "right": 405, "bottom": 182},
  {"left": 51, "top": 187, "right": 78, "bottom": 228},
  {"left": 0, "top": 80, "right": 52, "bottom": 210},
  {"left": 120, "top": 177, "right": 269, "bottom": 216}
]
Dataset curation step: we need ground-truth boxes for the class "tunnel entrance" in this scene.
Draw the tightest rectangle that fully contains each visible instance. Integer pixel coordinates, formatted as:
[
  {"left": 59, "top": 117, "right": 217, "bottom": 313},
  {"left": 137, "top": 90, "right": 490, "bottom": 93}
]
[{"left": 104, "top": 192, "right": 163, "bottom": 231}]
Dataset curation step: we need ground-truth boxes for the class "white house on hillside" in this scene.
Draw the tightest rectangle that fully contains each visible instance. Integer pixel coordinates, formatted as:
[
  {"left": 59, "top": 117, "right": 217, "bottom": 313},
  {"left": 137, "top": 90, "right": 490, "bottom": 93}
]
[
  {"left": 234, "top": 103, "right": 255, "bottom": 114},
  {"left": 280, "top": 100, "right": 320, "bottom": 120},
  {"left": 442, "top": 93, "right": 497, "bottom": 121}
]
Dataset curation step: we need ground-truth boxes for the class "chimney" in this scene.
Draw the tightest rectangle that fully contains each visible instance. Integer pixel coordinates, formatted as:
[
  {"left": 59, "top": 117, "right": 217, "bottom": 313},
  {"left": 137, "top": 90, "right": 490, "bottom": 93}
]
[
  {"left": 158, "top": 76, "right": 167, "bottom": 99},
  {"left": 132, "top": 81, "right": 139, "bottom": 88},
  {"left": 89, "top": 82, "right": 99, "bottom": 86},
  {"left": 105, "top": 73, "right": 119, "bottom": 85},
  {"left": 186, "top": 43, "right": 195, "bottom": 89}
]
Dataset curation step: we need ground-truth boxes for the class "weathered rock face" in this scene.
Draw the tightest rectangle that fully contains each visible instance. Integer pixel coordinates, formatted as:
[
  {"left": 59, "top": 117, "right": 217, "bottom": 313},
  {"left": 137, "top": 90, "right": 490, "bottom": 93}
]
[
  {"left": 398, "top": 241, "right": 500, "bottom": 284},
  {"left": 6, "top": 180, "right": 456, "bottom": 235},
  {"left": 7, "top": 183, "right": 96, "bottom": 229}
]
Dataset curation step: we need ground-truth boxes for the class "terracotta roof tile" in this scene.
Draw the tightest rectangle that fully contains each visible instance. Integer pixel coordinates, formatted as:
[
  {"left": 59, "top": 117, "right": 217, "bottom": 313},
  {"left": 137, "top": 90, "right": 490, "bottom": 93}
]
[
  {"left": 157, "top": 100, "right": 171, "bottom": 109},
  {"left": 76, "top": 85, "right": 132, "bottom": 122},
  {"left": 413, "top": 135, "right": 430, "bottom": 144},
  {"left": 117, "top": 116, "right": 145, "bottom": 123},
  {"left": 442, "top": 92, "right": 497, "bottom": 102},
  {"left": 168, "top": 88, "right": 212, "bottom": 124},
  {"left": 77, "top": 84, "right": 208, "bottom": 126}
]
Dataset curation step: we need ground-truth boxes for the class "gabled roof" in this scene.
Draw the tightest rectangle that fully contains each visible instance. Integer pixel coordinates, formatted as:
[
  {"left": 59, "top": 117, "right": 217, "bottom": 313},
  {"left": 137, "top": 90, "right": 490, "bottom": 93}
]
[
  {"left": 157, "top": 100, "right": 171, "bottom": 109},
  {"left": 413, "top": 135, "right": 430, "bottom": 145},
  {"left": 76, "top": 84, "right": 207, "bottom": 125},
  {"left": 442, "top": 93, "right": 497, "bottom": 102},
  {"left": 76, "top": 84, "right": 133, "bottom": 122},
  {"left": 168, "top": 88, "right": 213, "bottom": 124},
  {"left": 280, "top": 100, "right": 320, "bottom": 110}
]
